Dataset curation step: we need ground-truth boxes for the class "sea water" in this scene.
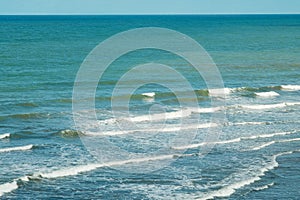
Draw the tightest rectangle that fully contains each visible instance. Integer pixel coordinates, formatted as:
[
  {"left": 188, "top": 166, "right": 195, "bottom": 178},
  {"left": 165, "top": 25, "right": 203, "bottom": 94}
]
[{"left": 0, "top": 15, "right": 300, "bottom": 199}]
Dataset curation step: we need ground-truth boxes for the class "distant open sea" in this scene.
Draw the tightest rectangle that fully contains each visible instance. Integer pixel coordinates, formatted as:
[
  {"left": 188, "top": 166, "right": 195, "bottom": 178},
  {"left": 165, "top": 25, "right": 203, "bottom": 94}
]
[{"left": 0, "top": 15, "right": 300, "bottom": 199}]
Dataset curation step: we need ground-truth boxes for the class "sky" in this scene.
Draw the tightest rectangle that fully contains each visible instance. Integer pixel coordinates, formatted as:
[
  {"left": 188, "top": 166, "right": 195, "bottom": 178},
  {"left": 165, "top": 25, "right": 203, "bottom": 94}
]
[{"left": 0, "top": 0, "right": 300, "bottom": 15}]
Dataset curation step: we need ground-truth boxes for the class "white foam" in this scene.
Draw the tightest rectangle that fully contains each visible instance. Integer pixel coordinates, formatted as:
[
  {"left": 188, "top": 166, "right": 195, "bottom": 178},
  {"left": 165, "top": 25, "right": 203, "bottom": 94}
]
[
  {"left": 142, "top": 92, "right": 155, "bottom": 97},
  {"left": 172, "top": 138, "right": 241, "bottom": 150},
  {"left": 40, "top": 154, "right": 174, "bottom": 178},
  {"left": 173, "top": 131, "right": 295, "bottom": 150},
  {"left": 208, "top": 88, "right": 232, "bottom": 97},
  {"left": 240, "top": 103, "right": 287, "bottom": 110},
  {"left": 0, "top": 181, "right": 18, "bottom": 197},
  {"left": 215, "top": 138, "right": 242, "bottom": 144},
  {"left": 240, "top": 102, "right": 300, "bottom": 110},
  {"left": 198, "top": 150, "right": 296, "bottom": 200},
  {"left": 2, "top": 149, "right": 298, "bottom": 198},
  {"left": 40, "top": 163, "right": 102, "bottom": 178},
  {"left": 281, "top": 85, "right": 300, "bottom": 91},
  {"left": 232, "top": 121, "right": 266, "bottom": 126},
  {"left": 286, "top": 102, "right": 300, "bottom": 106},
  {"left": 247, "top": 137, "right": 300, "bottom": 151},
  {"left": 279, "top": 138, "right": 300, "bottom": 143},
  {"left": 199, "top": 176, "right": 262, "bottom": 199},
  {"left": 0, "top": 144, "right": 33, "bottom": 153},
  {"left": 253, "top": 182, "right": 274, "bottom": 191},
  {"left": 192, "top": 106, "right": 223, "bottom": 113},
  {"left": 251, "top": 141, "right": 276, "bottom": 151},
  {"left": 0, "top": 133, "right": 10, "bottom": 139},
  {"left": 98, "top": 109, "right": 192, "bottom": 125},
  {"left": 243, "top": 131, "right": 294, "bottom": 139},
  {"left": 0, "top": 176, "right": 29, "bottom": 197},
  {"left": 88, "top": 123, "right": 217, "bottom": 136},
  {"left": 255, "top": 91, "right": 280, "bottom": 97},
  {"left": 130, "top": 109, "right": 192, "bottom": 122}
]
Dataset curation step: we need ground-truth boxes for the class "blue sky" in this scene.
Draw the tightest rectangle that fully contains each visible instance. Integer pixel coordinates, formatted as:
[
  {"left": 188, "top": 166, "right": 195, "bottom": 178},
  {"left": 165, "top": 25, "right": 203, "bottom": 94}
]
[{"left": 0, "top": 0, "right": 300, "bottom": 15}]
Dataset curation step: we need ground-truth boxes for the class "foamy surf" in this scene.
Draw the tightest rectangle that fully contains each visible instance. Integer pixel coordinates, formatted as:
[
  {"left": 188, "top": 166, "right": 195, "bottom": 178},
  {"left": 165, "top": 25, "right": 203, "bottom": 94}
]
[
  {"left": 248, "top": 137, "right": 300, "bottom": 151},
  {"left": 231, "top": 121, "right": 266, "bottom": 126},
  {"left": 244, "top": 131, "right": 294, "bottom": 139},
  {"left": 87, "top": 123, "right": 217, "bottom": 136},
  {"left": 98, "top": 109, "right": 193, "bottom": 125},
  {"left": 0, "top": 144, "right": 33, "bottom": 153},
  {"left": 281, "top": 85, "right": 300, "bottom": 91},
  {"left": 141, "top": 92, "right": 155, "bottom": 98},
  {"left": 0, "top": 176, "right": 29, "bottom": 197},
  {"left": 198, "top": 150, "right": 297, "bottom": 200},
  {"left": 255, "top": 91, "right": 280, "bottom": 97},
  {"left": 192, "top": 106, "right": 223, "bottom": 113},
  {"left": 208, "top": 88, "right": 232, "bottom": 97},
  {"left": 251, "top": 141, "right": 276, "bottom": 151},
  {"left": 253, "top": 182, "right": 274, "bottom": 191},
  {"left": 40, "top": 154, "right": 176, "bottom": 179},
  {"left": 279, "top": 138, "right": 300, "bottom": 143},
  {"left": 239, "top": 102, "right": 300, "bottom": 110},
  {"left": 172, "top": 138, "right": 241, "bottom": 150},
  {"left": 130, "top": 109, "right": 192, "bottom": 122},
  {"left": 0, "top": 133, "right": 10, "bottom": 139},
  {"left": 172, "top": 131, "right": 295, "bottom": 150},
  {"left": 0, "top": 154, "right": 177, "bottom": 196},
  {"left": 0, "top": 181, "right": 18, "bottom": 197}
]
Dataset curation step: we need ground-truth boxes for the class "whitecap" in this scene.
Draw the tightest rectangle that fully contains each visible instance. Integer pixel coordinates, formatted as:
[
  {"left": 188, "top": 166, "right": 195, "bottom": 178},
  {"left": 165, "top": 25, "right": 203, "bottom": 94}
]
[
  {"left": 40, "top": 154, "right": 174, "bottom": 179},
  {"left": 281, "top": 85, "right": 300, "bottom": 91},
  {"left": 208, "top": 88, "right": 232, "bottom": 97},
  {"left": 0, "top": 133, "right": 10, "bottom": 139},
  {"left": 0, "top": 144, "right": 33, "bottom": 153},
  {"left": 232, "top": 121, "right": 266, "bottom": 126},
  {"left": 198, "top": 150, "right": 295, "bottom": 200},
  {"left": 0, "top": 176, "right": 29, "bottom": 197},
  {"left": 253, "top": 182, "right": 274, "bottom": 191},
  {"left": 172, "top": 131, "right": 295, "bottom": 150},
  {"left": 87, "top": 123, "right": 217, "bottom": 136},
  {"left": 0, "top": 181, "right": 18, "bottom": 197},
  {"left": 255, "top": 91, "right": 280, "bottom": 97},
  {"left": 250, "top": 141, "right": 276, "bottom": 151},
  {"left": 130, "top": 109, "right": 192, "bottom": 122},
  {"left": 240, "top": 103, "right": 286, "bottom": 110},
  {"left": 142, "top": 92, "right": 156, "bottom": 98}
]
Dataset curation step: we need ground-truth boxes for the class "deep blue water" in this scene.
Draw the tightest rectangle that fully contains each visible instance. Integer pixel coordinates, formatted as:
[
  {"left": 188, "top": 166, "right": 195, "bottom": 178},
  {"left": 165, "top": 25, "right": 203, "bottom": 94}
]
[{"left": 0, "top": 15, "right": 300, "bottom": 199}]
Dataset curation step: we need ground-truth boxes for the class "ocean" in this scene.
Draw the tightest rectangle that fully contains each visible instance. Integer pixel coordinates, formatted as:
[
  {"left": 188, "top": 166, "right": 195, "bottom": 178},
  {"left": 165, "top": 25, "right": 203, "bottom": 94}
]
[{"left": 0, "top": 15, "right": 299, "bottom": 199}]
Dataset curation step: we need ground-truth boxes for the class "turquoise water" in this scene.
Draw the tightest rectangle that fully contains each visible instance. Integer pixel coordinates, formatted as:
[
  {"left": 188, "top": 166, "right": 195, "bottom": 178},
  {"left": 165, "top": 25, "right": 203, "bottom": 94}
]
[{"left": 0, "top": 15, "right": 300, "bottom": 199}]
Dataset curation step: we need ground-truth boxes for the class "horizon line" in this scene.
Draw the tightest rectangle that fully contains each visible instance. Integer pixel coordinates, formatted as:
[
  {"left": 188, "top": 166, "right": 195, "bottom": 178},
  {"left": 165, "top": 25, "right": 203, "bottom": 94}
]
[{"left": 0, "top": 12, "right": 300, "bottom": 16}]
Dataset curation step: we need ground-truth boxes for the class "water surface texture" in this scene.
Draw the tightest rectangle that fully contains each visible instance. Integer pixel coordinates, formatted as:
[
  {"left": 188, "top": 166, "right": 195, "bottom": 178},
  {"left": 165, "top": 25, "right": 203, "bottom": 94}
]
[{"left": 0, "top": 15, "right": 300, "bottom": 199}]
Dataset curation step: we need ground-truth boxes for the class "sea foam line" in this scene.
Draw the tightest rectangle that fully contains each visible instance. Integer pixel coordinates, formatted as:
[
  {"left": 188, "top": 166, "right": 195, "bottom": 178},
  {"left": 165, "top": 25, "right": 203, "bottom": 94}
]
[
  {"left": 0, "top": 133, "right": 10, "bottom": 140},
  {"left": 2, "top": 148, "right": 299, "bottom": 198},
  {"left": 86, "top": 123, "right": 217, "bottom": 136},
  {"left": 198, "top": 150, "right": 298, "bottom": 200},
  {"left": 249, "top": 137, "right": 300, "bottom": 151},
  {"left": 281, "top": 85, "right": 300, "bottom": 91},
  {"left": 172, "top": 131, "right": 296, "bottom": 150},
  {"left": 87, "top": 119, "right": 276, "bottom": 137},
  {"left": 251, "top": 141, "right": 276, "bottom": 151},
  {"left": 208, "top": 88, "right": 233, "bottom": 97},
  {"left": 253, "top": 182, "right": 274, "bottom": 191},
  {"left": 101, "top": 101, "right": 300, "bottom": 125},
  {"left": 255, "top": 91, "right": 280, "bottom": 97},
  {"left": 0, "top": 153, "right": 193, "bottom": 197},
  {"left": 141, "top": 92, "right": 155, "bottom": 98},
  {"left": 97, "top": 101, "right": 300, "bottom": 126},
  {"left": 0, "top": 144, "right": 33, "bottom": 153},
  {"left": 0, "top": 176, "right": 29, "bottom": 197},
  {"left": 239, "top": 102, "right": 300, "bottom": 110}
]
